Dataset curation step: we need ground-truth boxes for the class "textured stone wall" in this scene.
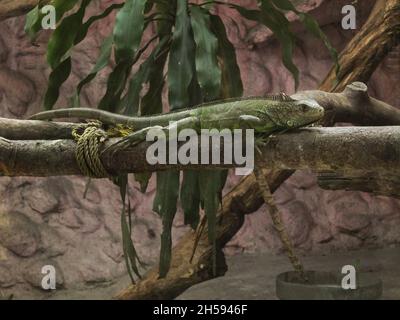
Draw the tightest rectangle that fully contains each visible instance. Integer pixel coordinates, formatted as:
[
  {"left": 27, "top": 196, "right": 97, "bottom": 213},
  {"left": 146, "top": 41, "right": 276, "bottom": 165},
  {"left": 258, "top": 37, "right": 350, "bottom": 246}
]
[{"left": 0, "top": 0, "right": 399, "bottom": 298}]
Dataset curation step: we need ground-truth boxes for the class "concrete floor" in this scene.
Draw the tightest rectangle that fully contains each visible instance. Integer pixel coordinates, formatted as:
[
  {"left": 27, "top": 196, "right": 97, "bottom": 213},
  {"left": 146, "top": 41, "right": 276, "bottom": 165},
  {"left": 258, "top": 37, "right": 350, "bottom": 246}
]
[
  {"left": 177, "top": 247, "right": 400, "bottom": 300},
  {"left": 46, "top": 247, "right": 400, "bottom": 299}
]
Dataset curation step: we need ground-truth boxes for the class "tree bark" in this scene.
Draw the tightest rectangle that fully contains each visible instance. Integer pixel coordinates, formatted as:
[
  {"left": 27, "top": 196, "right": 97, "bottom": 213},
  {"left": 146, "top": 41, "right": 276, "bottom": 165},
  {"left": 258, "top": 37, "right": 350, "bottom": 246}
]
[
  {"left": 318, "top": 171, "right": 400, "bottom": 200},
  {"left": 114, "top": 0, "right": 400, "bottom": 300},
  {"left": 0, "top": 118, "right": 89, "bottom": 140},
  {"left": 2, "top": 126, "right": 400, "bottom": 177},
  {"left": 319, "top": 0, "right": 400, "bottom": 93}
]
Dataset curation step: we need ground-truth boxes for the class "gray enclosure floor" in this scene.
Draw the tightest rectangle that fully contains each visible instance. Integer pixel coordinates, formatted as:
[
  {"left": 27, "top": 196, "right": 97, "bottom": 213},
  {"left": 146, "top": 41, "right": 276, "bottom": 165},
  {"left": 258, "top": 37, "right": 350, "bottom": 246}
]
[{"left": 49, "top": 247, "right": 400, "bottom": 300}]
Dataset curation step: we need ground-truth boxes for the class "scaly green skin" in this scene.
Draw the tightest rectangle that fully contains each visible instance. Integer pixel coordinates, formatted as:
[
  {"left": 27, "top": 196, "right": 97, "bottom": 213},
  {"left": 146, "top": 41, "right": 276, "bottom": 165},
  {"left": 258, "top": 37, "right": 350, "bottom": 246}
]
[{"left": 30, "top": 95, "right": 325, "bottom": 136}]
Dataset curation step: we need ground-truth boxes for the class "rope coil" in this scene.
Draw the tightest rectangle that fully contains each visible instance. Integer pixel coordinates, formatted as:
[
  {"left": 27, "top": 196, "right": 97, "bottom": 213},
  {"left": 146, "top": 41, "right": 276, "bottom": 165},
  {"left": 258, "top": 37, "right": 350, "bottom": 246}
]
[{"left": 72, "top": 122, "right": 111, "bottom": 179}]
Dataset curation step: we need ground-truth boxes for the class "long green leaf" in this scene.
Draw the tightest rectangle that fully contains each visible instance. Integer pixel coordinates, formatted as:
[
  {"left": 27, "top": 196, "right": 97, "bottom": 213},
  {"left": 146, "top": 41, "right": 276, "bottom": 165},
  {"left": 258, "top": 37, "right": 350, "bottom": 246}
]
[
  {"left": 98, "top": 62, "right": 131, "bottom": 112},
  {"left": 116, "top": 174, "right": 141, "bottom": 283},
  {"left": 210, "top": 14, "right": 243, "bottom": 98},
  {"left": 44, "top": 57, "right": 71, "bottom": 110},
  {"left": 153, "top": 171, "right": 180, "bottom": 278},
  {"left": 47, "top": 0, "right": 91, "bottom": 69},
  {"left": 120, "top": 36, "right": 168, "bottom": 116},
  {"left": 74, "top": 3, "right": 124, "bottom": 44},
  {"left": 24, "top": 0, "right": 80, "bottom": 42},
  {"left": 24, "top": 5, "right": 40, "bottom": 41},
  {"left": 199, "top": 170, "right": 226, "bottom": 276},
  {"left": 259, "top": 1, "right": 299, "bottom": 89},
  {"left": 180, "top": 170, "right": 200, "bottom": 230},
  {"left": 190, "top": 6, "right": 221, "bottom": 101},
  {"left": 153, "top": 0, "right": 195, "bottom": 278},
  {"left": 43, "top": 0, "right": 92, "bottom": 109},
  {"left": 140, "top": 37, "right": 170, "bottom": 116},
  {"left": 228, "top": 3, "right": 299, "bottom": 89},
  {"left": 269, "top": 0, "right": 339, "bottom": 74},
  {"left": 167, "top": 0, "right": 196, "bottom": 110},
  {"left": 179, "top": 40, "right": 203, "bottom": 233},
  {"left": 113, "top": 0, "right": 147, "bottom": 63}
]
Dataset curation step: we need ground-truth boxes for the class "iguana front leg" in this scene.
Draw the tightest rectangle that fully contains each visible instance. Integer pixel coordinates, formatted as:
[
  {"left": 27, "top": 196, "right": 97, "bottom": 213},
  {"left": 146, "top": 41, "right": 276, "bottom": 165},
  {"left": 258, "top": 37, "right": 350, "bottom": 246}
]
[
  {"left": 104, "top": 116, "right": 201, "bottom": 155},
  {"left": 238, "top": 115, "right": 270, "bottom": 155}
]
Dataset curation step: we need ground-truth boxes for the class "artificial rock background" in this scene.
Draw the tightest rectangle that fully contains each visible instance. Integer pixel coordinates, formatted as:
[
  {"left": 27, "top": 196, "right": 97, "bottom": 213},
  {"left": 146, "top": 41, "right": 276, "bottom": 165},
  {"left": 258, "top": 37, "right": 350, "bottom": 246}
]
[{"left": 0, "top": 0, "right": 399, "bottom": 298}]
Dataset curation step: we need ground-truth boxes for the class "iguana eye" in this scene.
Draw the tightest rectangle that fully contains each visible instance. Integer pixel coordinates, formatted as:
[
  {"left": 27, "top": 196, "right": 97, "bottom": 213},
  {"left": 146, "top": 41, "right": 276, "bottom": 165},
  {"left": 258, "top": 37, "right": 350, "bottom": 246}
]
[
  {"left": 287, "top": 120, "right": 294, "bottom": 127},
  {"left": 301, "top": 104, "right": 308, "bottom": 112}
]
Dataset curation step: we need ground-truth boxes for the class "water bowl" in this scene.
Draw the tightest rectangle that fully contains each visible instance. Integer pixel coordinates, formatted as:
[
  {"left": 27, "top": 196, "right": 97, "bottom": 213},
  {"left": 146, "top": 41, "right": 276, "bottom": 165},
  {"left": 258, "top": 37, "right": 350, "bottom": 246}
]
[{"left": 276, "top": 270, "right": 382, "bottom": 300}]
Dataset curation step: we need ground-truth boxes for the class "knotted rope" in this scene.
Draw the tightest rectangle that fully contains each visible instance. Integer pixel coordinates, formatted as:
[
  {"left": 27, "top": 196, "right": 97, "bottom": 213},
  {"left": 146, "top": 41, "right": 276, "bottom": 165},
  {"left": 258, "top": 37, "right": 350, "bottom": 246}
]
[{"left": 72, "top": 122, "right": 111, "bottom": 179}]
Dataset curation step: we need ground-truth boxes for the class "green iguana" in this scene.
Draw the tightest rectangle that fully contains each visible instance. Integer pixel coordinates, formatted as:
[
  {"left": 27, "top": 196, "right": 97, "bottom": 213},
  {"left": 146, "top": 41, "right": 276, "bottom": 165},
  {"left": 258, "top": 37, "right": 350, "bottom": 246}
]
[{"left": 30, "top": 94, "right": 324, "bottom": 148}]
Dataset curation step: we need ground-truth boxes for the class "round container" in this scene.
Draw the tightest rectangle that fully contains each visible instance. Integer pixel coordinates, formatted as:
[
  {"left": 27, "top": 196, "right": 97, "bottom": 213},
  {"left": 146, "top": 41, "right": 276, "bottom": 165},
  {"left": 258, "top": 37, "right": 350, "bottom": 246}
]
[{"left": 276, "top": 270, "right": 383, "bottom": 300}]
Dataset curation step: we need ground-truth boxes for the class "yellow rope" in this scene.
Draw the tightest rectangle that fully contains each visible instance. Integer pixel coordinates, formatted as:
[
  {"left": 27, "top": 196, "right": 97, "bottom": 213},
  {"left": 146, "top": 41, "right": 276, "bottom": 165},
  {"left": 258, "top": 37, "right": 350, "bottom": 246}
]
[{"left": 72, "top": 122, "right": 111, "bottom": 179}]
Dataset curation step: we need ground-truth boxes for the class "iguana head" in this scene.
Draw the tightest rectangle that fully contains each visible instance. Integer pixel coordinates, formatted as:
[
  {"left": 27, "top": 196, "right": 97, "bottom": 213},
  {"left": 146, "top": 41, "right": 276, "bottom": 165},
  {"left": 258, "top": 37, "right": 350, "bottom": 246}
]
[{"left": 260, "top": 99, "right": 325, "bottom": 129}]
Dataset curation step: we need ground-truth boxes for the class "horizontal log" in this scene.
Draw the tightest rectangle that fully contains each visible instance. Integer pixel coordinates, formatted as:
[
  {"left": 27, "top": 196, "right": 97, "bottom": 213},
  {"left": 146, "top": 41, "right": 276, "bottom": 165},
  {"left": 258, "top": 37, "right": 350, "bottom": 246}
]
[
  {"left": 1, "top": 126, "right": 400, "bottom": 177},
  {"left": 317, "top": 171, "right": 400, "bottom": 199},
  {"left": 293, "top": 82, "right": 400, "bottom": 126},
  {"left": 262, "top": 126, "right": 400, "bottom": 174},
  {"left": 0, "top": 118, "right": 89, "bottom": 140}
]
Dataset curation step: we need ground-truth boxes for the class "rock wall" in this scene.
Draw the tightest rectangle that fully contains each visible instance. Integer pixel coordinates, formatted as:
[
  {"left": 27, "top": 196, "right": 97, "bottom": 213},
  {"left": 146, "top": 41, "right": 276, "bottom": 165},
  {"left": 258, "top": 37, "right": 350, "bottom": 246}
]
[{"left": 0, "top": 0, "right": 399, "bottom": 298}]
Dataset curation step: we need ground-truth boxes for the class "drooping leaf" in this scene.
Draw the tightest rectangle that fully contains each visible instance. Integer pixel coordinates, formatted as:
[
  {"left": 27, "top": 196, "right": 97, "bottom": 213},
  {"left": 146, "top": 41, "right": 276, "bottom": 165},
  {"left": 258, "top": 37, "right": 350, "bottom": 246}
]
[
  {"left": 74, "top": 3, "right": 124, "bottom": 44},
  {"left": 190, "top": 6, "right": 221, "bottom": 101},
  {"left": 259, "top": 1, "right": 299, "bottom": 89},
  {"left": 47, "top": 0, "right": 92, "bottom": 69},
  {"left": 153, "top": 171, "right": 180, "bottom": 278},
  {"left": 210, "top": 14, "right": 243, "bottom": 98},
  {"left": 116, "top": 174, "right": 142, "bottom": 283},
  {"left": 113, "top": 0, "right": 147, "bottom": 63},
  {"left": 199, "top": 170, "right": 226, "bottom": 276},
  {"left": 167, "top": 0, "right": 196, "bottom": 110},
  {"left": 42, "top": 0, "right": 92, "bottom": 110},
  {"left": 24, "top": 0, "right": 80, "bottom": 42},
  {"left": 180, "top": 170, "right": 200, "bottom": 230},
  {"left": 120, "top": 36, "right": 168, "bottom": 116},
  {"left": 269, "top": 0, "right": 339, "bottom": 75},
  {"left": 152, "top": 0, "right": 196, "bottom": 278},
  {"left": 99, "top": 0, "right": 152, "bottom": 113},
  {"left": 44, "top": 57, "right": 71, "bottom": 110},
  {"left": 98, "top": 62, "right": 131, "bottom": 112},
  {"left": 140, "top": 37, "right": 170, "bottom": 116},
  {"left": 130, "top": 37, "right": 170, "bottom": 192},
  {"left": 134, "top": 172, "right": 152, "bottom": 193},
  {"left": 227, "top": 3, "right": 299, "bottom": 89},
  {"left": 24, "top": 5, "right": 40, "bottom": 41}
]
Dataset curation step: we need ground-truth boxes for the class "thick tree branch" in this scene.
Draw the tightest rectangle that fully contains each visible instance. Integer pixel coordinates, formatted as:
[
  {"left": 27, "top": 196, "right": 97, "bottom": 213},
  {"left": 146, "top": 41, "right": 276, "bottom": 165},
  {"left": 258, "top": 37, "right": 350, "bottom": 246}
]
[
  {"left": 0, "top": 118, "right": 89, "bottom": 140},
  {"left": 319, "top": 0, "right": 400, "bottom": 92},
  {"left": 317, "top": 171, "right": 400, "bottom": 200},
  {"left": 1, "top": 126, "right": 400, "bottom": 177},
  {"left": 293, "top": 82, "right": 400, "bottom": 126}
]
